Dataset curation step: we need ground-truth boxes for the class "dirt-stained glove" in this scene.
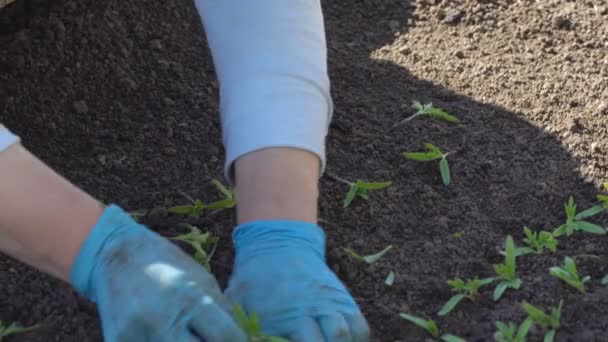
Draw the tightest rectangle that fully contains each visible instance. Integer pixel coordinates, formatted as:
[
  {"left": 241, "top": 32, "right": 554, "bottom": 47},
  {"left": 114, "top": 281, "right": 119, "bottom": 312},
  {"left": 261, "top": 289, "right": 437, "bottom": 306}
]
[
  {"left": 70, "top": 204, "right": 246, "bottom": 342},
  {"left": 226, "top": 220, "right": 370, "bottom": 342}
]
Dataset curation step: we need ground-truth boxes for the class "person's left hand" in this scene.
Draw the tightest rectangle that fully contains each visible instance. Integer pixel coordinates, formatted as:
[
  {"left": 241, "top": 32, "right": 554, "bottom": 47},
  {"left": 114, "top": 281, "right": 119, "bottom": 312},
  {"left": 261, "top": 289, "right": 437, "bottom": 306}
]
[{"left": 225, "top": 220, "right": 370, "bottom": 342}]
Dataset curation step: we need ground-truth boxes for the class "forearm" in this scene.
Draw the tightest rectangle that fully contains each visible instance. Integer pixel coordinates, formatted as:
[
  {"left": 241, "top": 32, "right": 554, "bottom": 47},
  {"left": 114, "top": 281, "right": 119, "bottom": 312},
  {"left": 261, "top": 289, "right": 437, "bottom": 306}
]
[
  {"left": 196, "top": 0, "right": 331, "bottom": 181},
  {"left": 196, "top": 0, "right": 331, "bottom": 224},
  {"left": 0, "top": 142, "right": 103, "bottom": 282}
]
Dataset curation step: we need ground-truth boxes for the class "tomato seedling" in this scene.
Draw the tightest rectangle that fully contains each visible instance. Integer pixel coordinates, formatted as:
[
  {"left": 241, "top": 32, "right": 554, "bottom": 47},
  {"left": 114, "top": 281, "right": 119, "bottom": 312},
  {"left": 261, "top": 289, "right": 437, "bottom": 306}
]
[
  {"left": 327, "top": 175, "right": 391, "bottom": 208},
  {"left": 399, "top": 313, "right": 465, "bottom": 342},
  {"left": 549, "top": 256, "right": 589, "bottom": 293},
  {"left": 522, "top": 300, "right": 562, "bottom": 342},
  {"left": 206, "top": 179, "right": 237, "bottom": 210},
  {"left": 233, "top": 304, "right": 289, "bottom": 342},
  {"left": 343, "top": 245, "right": 392, "bottom": 265},
  {"left": 370, "top": 101, "right": 460, "bottom": 141},
  {"left": 403, "top": 143, "right": 452, "bottom": 186},
  {"left": 552, "top": 196, "right": 606, "bottom": 237},
  {"left": 438, "top": 277, "right": 494, "bottom": 316},
  {"left": 168, "top": 199, "right": 205, "bottom": 218},
  {"left": 493, "top": 319, "right": 532, "bottom": 342},
  {"left": 0, "top": 321, "right": 39, "bottom": 341},
  {"left": 493, "top": 236, "right": 522, "bottom": 301},
  {"left": 517, "top": 226, "right": 558, "bottom": 256},
  {"left": 170, "top": 224, "right": 218, "bottom": 271}
]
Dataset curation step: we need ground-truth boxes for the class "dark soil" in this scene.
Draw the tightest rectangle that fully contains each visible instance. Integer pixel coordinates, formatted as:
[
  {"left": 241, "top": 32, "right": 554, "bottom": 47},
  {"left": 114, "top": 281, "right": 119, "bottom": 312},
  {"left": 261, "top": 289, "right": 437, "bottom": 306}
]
[{"left": 1, "top": 0, "right": 608, "bottom": 341}]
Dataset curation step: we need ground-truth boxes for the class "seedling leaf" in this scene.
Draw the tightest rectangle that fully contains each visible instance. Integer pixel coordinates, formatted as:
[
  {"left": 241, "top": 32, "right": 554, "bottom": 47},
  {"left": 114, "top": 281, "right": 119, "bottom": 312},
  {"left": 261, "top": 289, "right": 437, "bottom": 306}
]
[
  {"left": 212, "top": 179, "right": 234, "bottom": 199},
  {"left": 171, "top": 224, "right": 218, "bottom": 271},
  {"left": 440, "top": 334, "right": 466, "bottom": 342},
  {"left": 602, "top": 274, "right": 608, "bottom": 285},
  {"left": 440, "top": 158, "right": 451, "bottom": 186},
  {"left": 438, "top": 293, "right": 466, "bottom": 316},
  {"left": 343, "top": 185, "right": 358, "bottom": 208},
  {"left": 572, "top": 221, "right": 606, "bottom": 234},
  {"left": 355, "top": 180, "right": 392, "bottom": 190},
  {"left": 549, "top": 257, "right": 588, "bottom": 293},
  {"left": 403, "top": 151, "right": 441, "bottom": 161},
  {"left": 207, "top": 198, "right": 237, "bottom": 210},
  {"left": 399, "top": 313, "right": 439, "bottom": 338},
  {"left": 343, "top": 245, "right": 392, "bottom": 265},
  {"left": 233, "top": 305, "right": 289, "bottom": 342},
  {"left": 0, "top": 321, "right": 40, "bottom": 340},
  {"left": 385, "top": 271, "right": 395, "bottom": 286},
  {"left": 575, "top": 205, "right": 606, "bottom": 220}
]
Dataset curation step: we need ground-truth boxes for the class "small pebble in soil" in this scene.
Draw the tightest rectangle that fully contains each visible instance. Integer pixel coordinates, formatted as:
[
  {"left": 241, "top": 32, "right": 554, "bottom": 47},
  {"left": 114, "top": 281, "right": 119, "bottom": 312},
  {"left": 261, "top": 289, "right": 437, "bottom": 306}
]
[
  {"left": 453, "top": 50, "right": 465, "bottom": 59},
  {"left": 149, "top": 39, "right": 163, "bottom": 50},
  {"left": 73, "top": 100, "right": 89, "bottom": 114},
  {"left": 443, "top": 9, "right": 464, "bottom": 24},
  {"left": 553, "top": 15, "right": 574, "bottom": 30}
]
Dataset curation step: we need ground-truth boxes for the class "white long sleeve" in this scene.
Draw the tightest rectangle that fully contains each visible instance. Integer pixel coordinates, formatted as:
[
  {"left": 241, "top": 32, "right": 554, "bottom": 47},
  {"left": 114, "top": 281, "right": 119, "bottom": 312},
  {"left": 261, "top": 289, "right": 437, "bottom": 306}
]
[
  {"left": 0, "top": 125, "right": 20, "bottom": 154},
  {"left": 194, "top": 0, "right": 332, "bottom": 181}
]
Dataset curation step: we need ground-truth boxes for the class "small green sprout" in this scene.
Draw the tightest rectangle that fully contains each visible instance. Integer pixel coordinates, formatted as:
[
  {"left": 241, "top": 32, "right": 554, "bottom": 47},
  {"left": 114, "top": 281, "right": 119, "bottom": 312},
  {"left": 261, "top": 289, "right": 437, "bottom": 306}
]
[
  {"left": 343, "top": 245, "right": 392, "bottom": 265},
  {"left": 552, "top": 196, "right": 606, "bottom": 237},
  {"left": 411, "top": 101, "right": 461, "bottom": 123},
  {"left": 517, "top": 226, "right": 558, "bottom": 255},
  {"left": 399, "top": 314, "right": 465, "bottom": 342},
  {"left": 493, "top": 236, "right": 522, "bottom": 301},
  {"left": 602, "top": 274, "right": 608, "bottom": 286},
  {"left": 342, "top": 179, "right": 392, "bottom": 208},
  {"left": 493, "top": 319, "right": 532, "bottom": 342},
  {"left": 596, "top": 181, "right": 608, "bottom": 206},
  {"left": 522, "top": 301, "right": 562, "bottom": 342},
  {"left": 129, "top": 209, "right": 146, "bottom": 222},
  {"left": 0, "top": 321, "right": 39, "bottom": 341},
  {"left": 549, "top": 256, "right": 590, "bottom": 293},
  {"left": 233, "top": 305, "right": 289, "bottom": 342},
  {"left": 171, "top": 224, "right": 218, "bottom": 271},
  {"left": 438, "top": 277, "right": 494, "bottom": 316},
  {"left": 207, "top": 179, "right": 237, "bottom": 210},
  {"left": 371, "top": 101, "right": 460, "bottom": 140},
  {"left": 385, "top": 271, "right": 395, "bottom": 286},
  {"left": 168, "top": 199, "right": 205, "bottom": 218},
  {"left": 404, "top": 143, "right": 452, "bottom": 186}
]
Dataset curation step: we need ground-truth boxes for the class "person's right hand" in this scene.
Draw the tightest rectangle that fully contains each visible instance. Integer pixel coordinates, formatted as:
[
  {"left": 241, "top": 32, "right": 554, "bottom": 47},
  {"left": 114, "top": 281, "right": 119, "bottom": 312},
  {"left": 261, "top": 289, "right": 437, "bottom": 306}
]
[{"left": 70, "top": 204, "right": 246, "bottom": 342}]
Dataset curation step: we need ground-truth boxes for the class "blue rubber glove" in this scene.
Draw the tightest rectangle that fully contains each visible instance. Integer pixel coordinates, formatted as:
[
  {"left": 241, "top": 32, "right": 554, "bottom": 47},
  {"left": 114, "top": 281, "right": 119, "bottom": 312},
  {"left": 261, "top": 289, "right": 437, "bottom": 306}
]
[
  {"left": 70, "top": 205, "right": 247, "bottom": 342},
  {"left": 226, "top": 221, "right": 370, "bottom": 341}
]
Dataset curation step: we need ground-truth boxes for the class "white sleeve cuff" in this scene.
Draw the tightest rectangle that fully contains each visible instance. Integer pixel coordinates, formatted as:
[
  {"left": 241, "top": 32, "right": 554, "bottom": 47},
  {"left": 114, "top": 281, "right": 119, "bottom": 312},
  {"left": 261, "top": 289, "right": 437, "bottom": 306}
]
[
  {"left": 195, "top": 0, "right": 332, "bottom": 182},
  {"left": 0, "top": 125, "right": 20, "bottom": 154}
]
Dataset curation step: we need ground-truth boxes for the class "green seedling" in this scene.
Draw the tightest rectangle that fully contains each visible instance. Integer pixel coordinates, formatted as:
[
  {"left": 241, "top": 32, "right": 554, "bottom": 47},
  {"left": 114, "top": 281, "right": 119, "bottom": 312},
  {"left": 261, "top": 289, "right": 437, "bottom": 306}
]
[
  {"left": 233, "top": 304, "right": 289, "bottom": 342},
  {"left": 517, "top": 226, "right": 558, "bottom": 255},
  {"left": 596, "top": 182, "right": 608, "bottom": 206},
  {"left": 385, "top": 271, "right": 395, "bottom": 286},
  {"left": 552, "top": 196, "right": 606, "bottom": 237},
  {"left": 493, "top": 319, "right": 532, "bottom": 342},
  {"left": 438, "top": 277, "right": 494, "bottom": 316},
  {"left": 170, "top": 224, "right": 218, "bottom": 271},
  {"left": 343, "top": 245, "right": 392, "bottom": 265},
  {"left": 371, "top": 101, "right": 460, "bottom": 141},
  {"left": 399, "top": 314, "right": 465, "bottom": 342},
  {"left": 207, "top": 179, "right": 237, "bottom": 210},
  {"left": 493, "top": 236, "right": 522, "bottom": 301},
  {"left": 341, "top": 179, "right": 392, "bottom": 208},
  {"left": 168, "top": 199, "right": 205, "bottom": 218},
  {"left": 403, "top": 143, "right": 452, "bottom": 186},
  {"left": 129, "top": 209, "right": 146, "bottom": 222},
  {"left": 522, "top": 301, "right": 562, "bottom": 342},
  {"left": 0, "top": 321, "right": 39, "bottom": 341},
  {"left": 602, "top": 274, "right": 608, "bottom": 285},
  {"left": 549, "top": 256, "right": 589, "bottom": 293}
]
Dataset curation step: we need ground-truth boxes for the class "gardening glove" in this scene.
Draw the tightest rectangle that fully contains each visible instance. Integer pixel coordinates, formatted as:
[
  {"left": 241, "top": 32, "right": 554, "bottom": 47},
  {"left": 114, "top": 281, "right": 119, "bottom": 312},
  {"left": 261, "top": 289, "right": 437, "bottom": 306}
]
[
  {"left": 226, "top": 220, "right": 370, "bottom": 342},
  {"left": 70, "top": 204, "right": 247, "bottom": 342}
]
